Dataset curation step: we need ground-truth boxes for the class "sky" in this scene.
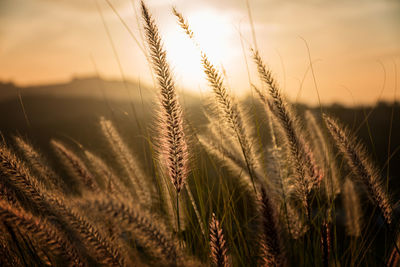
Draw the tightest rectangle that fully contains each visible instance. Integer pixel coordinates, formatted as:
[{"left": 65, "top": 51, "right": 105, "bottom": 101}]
[{"left": 0, "top": 0, "right": 399, "bottom": 105}]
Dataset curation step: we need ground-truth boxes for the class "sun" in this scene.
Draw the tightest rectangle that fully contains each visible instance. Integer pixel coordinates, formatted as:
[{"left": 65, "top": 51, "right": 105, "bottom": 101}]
[{"left": 163, "top": 8, "right": 237, "bottom": 93}]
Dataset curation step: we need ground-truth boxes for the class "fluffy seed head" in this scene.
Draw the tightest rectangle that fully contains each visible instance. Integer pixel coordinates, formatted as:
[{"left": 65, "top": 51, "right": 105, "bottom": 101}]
[
  {"left": 0, "top": 200, "right": 86, "bottom": 266},
  {"left": 209, "top": 213, "right": 230, "bottom": 267},
  {"left": 259, "top": 187, "right": 284, "bottom": 267},
  {"left": 51, "top": 140, "right": 100, "bottom": 193},
  {"left": 141, "top": 1, "right": 189, "bottom": 193},
  {"left": 323, "top": 114, "right": 392, "bottom": 224},
  {"left": 253, "top": 50, "right": 322, "bottom": 212}
]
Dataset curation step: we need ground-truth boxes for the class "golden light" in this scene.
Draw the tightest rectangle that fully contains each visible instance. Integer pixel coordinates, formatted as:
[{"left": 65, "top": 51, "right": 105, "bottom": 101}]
[{"left": 163, "top": 8, "right": 238, "bottom": 92}]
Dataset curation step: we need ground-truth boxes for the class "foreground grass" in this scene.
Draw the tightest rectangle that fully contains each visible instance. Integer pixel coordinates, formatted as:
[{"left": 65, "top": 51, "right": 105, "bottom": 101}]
[{"left": 1, "top": 1, "right": 399, "bottom": 266}]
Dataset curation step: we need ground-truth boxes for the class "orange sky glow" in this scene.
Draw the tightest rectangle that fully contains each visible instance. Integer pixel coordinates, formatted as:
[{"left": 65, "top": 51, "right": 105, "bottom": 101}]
[{"left": 0, "top": 0, "right": 399, "bottom": 105}]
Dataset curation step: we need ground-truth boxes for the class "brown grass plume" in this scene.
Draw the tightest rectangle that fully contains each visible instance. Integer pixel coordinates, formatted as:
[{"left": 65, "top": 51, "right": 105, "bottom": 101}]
[{"left": 323, "top": 114, "right": 392, "bottom": 224}]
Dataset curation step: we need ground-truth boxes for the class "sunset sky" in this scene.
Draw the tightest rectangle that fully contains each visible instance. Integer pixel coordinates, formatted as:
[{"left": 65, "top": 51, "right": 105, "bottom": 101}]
[{"left": 0, "top": 0, "right": 399, "bottom": 105}]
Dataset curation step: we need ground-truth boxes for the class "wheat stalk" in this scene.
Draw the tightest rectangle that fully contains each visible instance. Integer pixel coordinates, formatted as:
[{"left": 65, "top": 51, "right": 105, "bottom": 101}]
[{"left": 323, "top": 114, "right": 392, "bottom": 224}]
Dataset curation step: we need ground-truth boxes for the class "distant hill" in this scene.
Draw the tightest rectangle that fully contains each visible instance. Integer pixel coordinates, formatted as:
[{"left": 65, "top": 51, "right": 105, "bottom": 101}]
[
  {"left": 0, "top": 77, "right": 205, "bottom": 150},
  {"left": 0, "top": 81, "right": 20, "bottom": 100},
  {"left": 0, "top": 77, "right": 157, "bottom": 102},
  {"left": 0, "top": 78, "right": 398, "bottom": 185}
]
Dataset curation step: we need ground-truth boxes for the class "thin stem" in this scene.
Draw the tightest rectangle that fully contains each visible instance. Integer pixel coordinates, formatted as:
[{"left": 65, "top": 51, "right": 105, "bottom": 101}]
[
  {"left": 185, "top": 184, "right": 206, "bottom": 237},
  {"left": 235, "top": 131, "right": 258, "bottom": 194},
  {"left": 176, "top": 194, "right": 180, "bottom": 236}
]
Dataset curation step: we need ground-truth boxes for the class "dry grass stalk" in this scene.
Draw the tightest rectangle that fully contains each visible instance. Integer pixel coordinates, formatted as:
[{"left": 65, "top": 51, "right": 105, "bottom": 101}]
[
  {"left": 342, "top": 178, "right": 362, "bottom": 237},
  {"left": 253, "top": 84, "right": 292, "bottom": 180},
  {"left": 0, "top": 182, "right": 20, "bottom": 209},
  {"left": 321, "top": 220, "right": 331, "bottom": 267},
  {"left": 304, "top": 111, "right": 340, "bottom": 201},
  {"left": 198, "top": 135, "right": 254, "bottom": 189},
  {"left": 253, "top": 84, "right": 296, "bottom": 237},
  {"left": 141, "top": 1, "right": 189, "bottom": 195},
  {"left": 172, "top": 7, "right": 194, "bottom": 40},
  {"left": 0, "top": 200, "right": 86, "bottom": 266},
  {"left": 198, "top": 112, "right": 259, "bottom": 187},
  {"left": 252, "top": 50, "right": 322, "bottom": 214},
  {"left": 0, "top": 144, "right": 94, "bottom": 262},
  {"left": 99, "top": 117, "right": 151, "bottom": 205},
  {"left": 0, "top": 224, "right": 23, "bottom": 266},
  {"left": 0, "top": 143, "right": 49, "bottom": 213},
  {"left": 202, "top": 54, "right": 258, "bottom": 192},
  {"left": 209, "top": 213, "right": 230, "bottom": 267},
  {"left": 285, "top": 203, "right": 309, "bottom": 240},
  {"left": 204, "top": 111, "right": 243, "bottom": 159},
  {"left": 388, "top": 251, "right": 399, "bottom": 267},
  {"left": 14, "top": 136, "right": 67, "bottom": 192},
  {"left": 387, "top": 236, "right": 400, "bottom": 267},
  {"left": 173, "top": 7, "right": 259, "bottom": 193},
  {"left": 251, "top": 84, "right": 280, "bottom": 157},
  {"left": 323, "top": 115, "right": 392, "bottom": 224},
  {"left": 48, "top": 197, "right": 127, "bottom": 267},
  {"left": 50, "top": 140, "right": 100, "bottom": 193},
  {"left": 259, "top": 187, "right": 284, "bottom": 267},
  {"left": 157, "top": 166, "right": 178, "bottom": 230},
  {"left": 81, "top": 198, "right": 180, "bottom": 265},
  {"left": 185, "top": 183, "right": 206, "bottom": 236},
  {"left": 84, "top": 150, "right": 131, "bottom": 199}
]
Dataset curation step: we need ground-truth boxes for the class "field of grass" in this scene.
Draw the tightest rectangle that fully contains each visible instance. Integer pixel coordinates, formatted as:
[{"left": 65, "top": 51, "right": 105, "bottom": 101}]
[{"left": 1, "top": 1, "right": 400, "bottom": 266}]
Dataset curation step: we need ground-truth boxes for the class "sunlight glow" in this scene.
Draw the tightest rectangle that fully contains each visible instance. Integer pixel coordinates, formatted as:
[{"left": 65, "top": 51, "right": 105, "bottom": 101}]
[{"left": 163, "top": 8, "right": 237, "bottom": 92}]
